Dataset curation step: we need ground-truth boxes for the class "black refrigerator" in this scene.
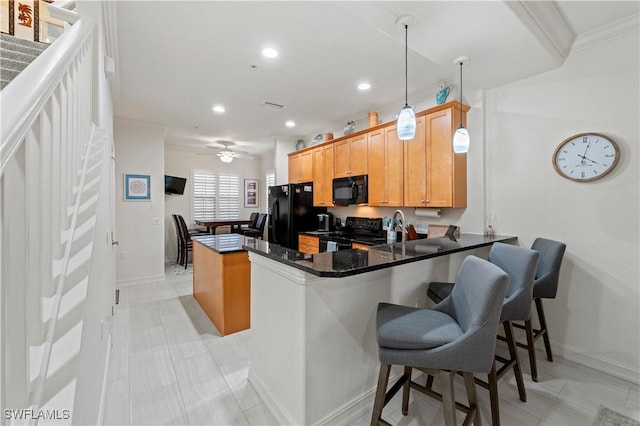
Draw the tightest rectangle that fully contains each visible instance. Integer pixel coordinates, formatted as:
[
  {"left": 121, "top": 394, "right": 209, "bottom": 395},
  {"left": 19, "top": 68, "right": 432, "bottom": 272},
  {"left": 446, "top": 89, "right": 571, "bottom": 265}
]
[{"left": 268, "top": 183, "right": 327, "bottom": 250}]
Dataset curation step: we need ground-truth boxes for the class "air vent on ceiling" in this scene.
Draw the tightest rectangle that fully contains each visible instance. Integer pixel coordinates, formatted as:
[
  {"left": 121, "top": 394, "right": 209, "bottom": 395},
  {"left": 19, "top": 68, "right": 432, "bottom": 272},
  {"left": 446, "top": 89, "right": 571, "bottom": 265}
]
[{"left": 262, "top": 101, "right": 285, "bottom": 110}]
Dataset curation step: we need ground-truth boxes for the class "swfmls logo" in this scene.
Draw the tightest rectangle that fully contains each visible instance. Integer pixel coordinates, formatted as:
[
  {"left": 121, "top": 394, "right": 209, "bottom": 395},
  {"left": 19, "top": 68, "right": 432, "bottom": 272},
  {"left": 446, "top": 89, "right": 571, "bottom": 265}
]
[{"left": 3, "top": 409, "right": 70, "bottom": 420}]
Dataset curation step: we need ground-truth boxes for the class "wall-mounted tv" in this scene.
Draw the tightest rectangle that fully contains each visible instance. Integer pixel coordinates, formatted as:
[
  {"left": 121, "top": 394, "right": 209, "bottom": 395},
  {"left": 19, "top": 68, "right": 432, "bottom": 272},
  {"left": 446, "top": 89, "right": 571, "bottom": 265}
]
[{"left": 165, "top": 175, "right": 187, "bottom": 195}]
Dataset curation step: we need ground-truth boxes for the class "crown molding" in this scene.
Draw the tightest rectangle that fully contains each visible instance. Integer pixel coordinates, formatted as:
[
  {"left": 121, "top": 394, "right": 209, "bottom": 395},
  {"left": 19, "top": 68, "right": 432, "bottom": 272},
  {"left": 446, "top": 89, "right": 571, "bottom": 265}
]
[
  {"left": 506, "top": 1, "right": 574, "bottom": 63},
  {"left": 570, "top": 13, "right": 640, "bottom": 54}
]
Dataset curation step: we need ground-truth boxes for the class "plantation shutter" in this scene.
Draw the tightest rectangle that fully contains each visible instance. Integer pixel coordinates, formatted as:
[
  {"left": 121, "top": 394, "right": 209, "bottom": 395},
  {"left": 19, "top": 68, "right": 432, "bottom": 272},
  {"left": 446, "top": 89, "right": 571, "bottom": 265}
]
[
  {"left": 192, "top": 170, "right": 216, "bottom": 221},
  {"left": 218, "top": 174, "right": 240, "bottom": 219},
  {"left": 265, "top": 171, "right": 275, "bottom": 209}
]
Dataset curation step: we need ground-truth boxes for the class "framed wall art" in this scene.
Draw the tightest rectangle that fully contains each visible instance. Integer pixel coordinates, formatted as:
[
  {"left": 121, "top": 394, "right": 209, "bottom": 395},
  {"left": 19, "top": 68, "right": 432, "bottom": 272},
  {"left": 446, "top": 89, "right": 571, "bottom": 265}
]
[
  {"left": 244, "top": 179, "right": 258, "bottom": 208},
  {"left": 124, "top": 174, "right": 151, "bottom": 201}
]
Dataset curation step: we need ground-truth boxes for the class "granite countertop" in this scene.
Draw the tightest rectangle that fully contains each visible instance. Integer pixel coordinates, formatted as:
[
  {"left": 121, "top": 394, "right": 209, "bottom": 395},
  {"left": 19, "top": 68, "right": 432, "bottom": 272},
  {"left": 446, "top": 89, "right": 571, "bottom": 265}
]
[
  {"left": 192, "top": 233, "right": 250, "bottom": 254},
  {"left": 243, "top": 234, "right": 518, "bottom": 277}
]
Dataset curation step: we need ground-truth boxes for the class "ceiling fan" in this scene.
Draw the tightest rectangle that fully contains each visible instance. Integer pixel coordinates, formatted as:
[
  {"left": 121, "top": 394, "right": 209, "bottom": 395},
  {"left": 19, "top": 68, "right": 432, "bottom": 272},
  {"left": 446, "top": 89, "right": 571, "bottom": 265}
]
[{"left": 206, "top": 141, "right": 253, "bottom": 163}]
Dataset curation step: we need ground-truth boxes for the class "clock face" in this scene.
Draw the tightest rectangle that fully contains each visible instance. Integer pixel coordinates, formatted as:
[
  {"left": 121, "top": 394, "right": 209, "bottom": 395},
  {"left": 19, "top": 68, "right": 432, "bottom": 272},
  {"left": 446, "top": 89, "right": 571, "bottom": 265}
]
[{"left": 553, "top": 133, "right": 619, "bottom": 182}]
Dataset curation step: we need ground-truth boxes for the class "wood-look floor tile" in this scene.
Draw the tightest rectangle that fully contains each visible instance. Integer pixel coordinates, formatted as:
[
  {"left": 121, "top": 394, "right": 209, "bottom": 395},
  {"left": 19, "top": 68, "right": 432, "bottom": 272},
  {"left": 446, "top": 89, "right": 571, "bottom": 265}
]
[
  {"left": 243, "top": 402, "right": 279, "bottom": 426},
  {"left": 185, "top": 389, "right": 249, "bottom": 425},
  {"left": 130, "top": 348, "right": 177, "bottom": 397},
  {"left": 131, "top": 382, "right": 188, "bottom": 425},
  {"left": 173, "top": 352, "right": 229, "bottom": 405},
  {"left": 130, "top": 325, "right": 167, "bottom": 357}
]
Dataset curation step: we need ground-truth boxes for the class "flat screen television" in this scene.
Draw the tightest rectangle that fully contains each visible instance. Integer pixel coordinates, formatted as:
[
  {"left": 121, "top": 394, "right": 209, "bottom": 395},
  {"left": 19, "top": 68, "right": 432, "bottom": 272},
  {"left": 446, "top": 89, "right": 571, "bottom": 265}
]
[{"left": 165, "top": 175, "right": 187, "bottom": 195}]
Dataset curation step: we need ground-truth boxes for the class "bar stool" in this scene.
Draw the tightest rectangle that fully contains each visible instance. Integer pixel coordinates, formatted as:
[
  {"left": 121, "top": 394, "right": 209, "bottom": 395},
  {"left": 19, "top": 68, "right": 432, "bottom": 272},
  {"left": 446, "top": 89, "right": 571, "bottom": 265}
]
[
  {"left": 426, "top": 243, "right": 539, "bottom": 426},
  {"left": 512, "top": 238, "right": 566, "bottom": 382},
  {"left": 371, "top": 256, "right": 509, "bottom": 426}
]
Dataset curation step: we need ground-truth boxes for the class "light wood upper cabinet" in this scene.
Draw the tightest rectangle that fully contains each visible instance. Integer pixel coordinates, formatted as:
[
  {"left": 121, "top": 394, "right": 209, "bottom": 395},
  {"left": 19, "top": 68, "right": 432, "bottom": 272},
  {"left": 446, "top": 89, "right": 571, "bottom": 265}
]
[
  {"left": 334, "top": 134, "right": 367, "bottom": 177},
  {"left": 403, "top": 116, "right": 428, "bottom": 206},
  {"left": 289, "top": 150, "right": 313, "bottom": 183},
  {"left": 312, "top": 144, "right": 334, "bottom": 206},
  {"left": 368, "top": 127, "right": 403, "bottom": 206},
  {"left": 425, "top": 107, "right": 467, "bottom": 208},
  {"left": 403, "top": 105, "right": 467, "bottom": 208}
]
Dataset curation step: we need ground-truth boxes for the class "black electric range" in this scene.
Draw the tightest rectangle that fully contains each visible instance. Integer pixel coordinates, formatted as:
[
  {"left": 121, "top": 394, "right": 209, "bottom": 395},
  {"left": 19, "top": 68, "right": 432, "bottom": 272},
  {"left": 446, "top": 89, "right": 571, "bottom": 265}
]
[{"left": 318, "top": 217, "right": 385, "bottom": 250}]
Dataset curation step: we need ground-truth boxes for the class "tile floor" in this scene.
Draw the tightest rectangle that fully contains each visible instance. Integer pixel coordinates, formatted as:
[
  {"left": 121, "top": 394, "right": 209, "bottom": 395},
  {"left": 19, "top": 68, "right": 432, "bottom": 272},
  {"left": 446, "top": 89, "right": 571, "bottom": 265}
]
[{"left": 103, "top": 264, "right": 640, "bottom": 426}]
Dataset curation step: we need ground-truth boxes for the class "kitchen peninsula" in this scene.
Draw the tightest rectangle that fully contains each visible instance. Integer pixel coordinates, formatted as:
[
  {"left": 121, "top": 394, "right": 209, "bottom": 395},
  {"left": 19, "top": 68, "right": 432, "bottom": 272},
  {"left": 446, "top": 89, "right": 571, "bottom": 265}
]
[
  {"left": 192, "top": 234, "right": 250, "bottom": 336},
  {"left": 243, "top": 234, "right": 516, "bottom": 425}
]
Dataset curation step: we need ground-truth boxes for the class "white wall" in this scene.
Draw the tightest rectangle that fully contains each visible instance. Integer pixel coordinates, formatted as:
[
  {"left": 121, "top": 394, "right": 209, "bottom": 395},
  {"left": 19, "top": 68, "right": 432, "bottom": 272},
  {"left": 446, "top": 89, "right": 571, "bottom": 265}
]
[
  {"left": 164, "top": 148, "right": 263, "bottom": 262},
  {"left": 482, "top": 31, "right": 639, "bottom": 379},
  {"left": 114, "top": 119, "right": 166, "bottom": 284}
]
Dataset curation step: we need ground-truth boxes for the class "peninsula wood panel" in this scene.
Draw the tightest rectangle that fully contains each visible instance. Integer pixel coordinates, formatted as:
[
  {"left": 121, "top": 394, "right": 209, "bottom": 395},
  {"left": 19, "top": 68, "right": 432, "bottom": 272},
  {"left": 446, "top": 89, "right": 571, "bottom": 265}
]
[{"left": 193, "top": 241, "right": 251, "bottom": 336}]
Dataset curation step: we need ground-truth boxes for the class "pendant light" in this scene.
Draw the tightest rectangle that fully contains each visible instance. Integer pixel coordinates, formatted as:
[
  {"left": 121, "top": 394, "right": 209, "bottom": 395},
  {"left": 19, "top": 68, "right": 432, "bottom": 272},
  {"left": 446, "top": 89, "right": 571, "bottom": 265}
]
[
  {"left": 452, "top": 56, "right": 470, "bottom": 153},
  {"left": 396, "top": 20, "right": 416, "bottom": 140}
]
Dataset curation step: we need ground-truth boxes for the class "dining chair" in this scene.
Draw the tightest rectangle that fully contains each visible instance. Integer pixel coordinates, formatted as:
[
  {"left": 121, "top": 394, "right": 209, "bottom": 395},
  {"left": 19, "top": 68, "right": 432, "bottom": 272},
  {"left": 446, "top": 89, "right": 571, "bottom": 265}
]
[
  {"left": 242, "top": 213, "right": 267, "bottom": 239},
  {"left": 426, "top": 242, "right": 539, "bottom": 426},
  {"left": 371, "top": 255, "right": 509, "bottom": 426},
  {"left": 511, "top": 238, "right": 566, "bottom": 382},
  {"left": 175, "top": 214, "right": 207, "bottom": 268}
]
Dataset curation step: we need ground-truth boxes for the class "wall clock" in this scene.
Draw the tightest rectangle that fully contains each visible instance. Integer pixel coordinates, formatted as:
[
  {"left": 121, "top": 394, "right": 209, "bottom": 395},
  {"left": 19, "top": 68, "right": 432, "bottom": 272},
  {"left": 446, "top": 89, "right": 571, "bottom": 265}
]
[{"left": 552, "top": 133, "right": 620, "bottom": 182}]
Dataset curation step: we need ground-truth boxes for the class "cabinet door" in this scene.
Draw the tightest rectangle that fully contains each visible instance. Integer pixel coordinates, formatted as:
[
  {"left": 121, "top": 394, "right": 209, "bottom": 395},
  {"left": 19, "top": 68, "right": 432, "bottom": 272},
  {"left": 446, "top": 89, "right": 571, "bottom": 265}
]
[
  {"left": 333, "top": 140, "right": 350, "bottom": 178},
  {"left": 425, "top": 108, "right": 467, "bottom": 208},
  {"left": 367, "top": 129, "right": 386, "bottom": 205},
  {"left": 313, "top": 145, "right": 334, "bottom": 206},
  {"left": 403, "top": 116, "right": 427, "bottom": 206},
  {"left": 349, "top": 134, "right": 368, "bottom": 176},
  {"left": 288, "top": 153, "right": 301, "bottom": 183},
  {"left": 384, "top": 126, "right": 405, "bottom": 206},
  {"left": 300, "top": 150, "right": 314, "bottom": 183}
]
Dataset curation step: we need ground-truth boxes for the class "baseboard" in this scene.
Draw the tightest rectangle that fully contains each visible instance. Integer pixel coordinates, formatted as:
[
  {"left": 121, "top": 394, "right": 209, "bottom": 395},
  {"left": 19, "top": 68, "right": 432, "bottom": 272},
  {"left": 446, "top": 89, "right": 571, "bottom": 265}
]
[
  {"left": 250, "top": 367, "right": 402, "bottom": 426},
  {"left": 248, "top": 369, "right": 297, "bottom": 425},
  {"left": 115, "top": 273, "right": 165, "bottom": 288},
  {"left": 553, "top": 341, "right": 640, "bottom": 385},
  {"left": 98, "top": 334, "right": 112, "bottom": 425}
]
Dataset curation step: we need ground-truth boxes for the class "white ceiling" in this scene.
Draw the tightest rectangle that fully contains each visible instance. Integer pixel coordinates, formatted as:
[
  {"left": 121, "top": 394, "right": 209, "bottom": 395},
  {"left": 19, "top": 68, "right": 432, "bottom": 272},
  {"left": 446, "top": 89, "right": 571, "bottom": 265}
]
[{"left": 111, "top": 1, "right": 639, "bottom": 155}]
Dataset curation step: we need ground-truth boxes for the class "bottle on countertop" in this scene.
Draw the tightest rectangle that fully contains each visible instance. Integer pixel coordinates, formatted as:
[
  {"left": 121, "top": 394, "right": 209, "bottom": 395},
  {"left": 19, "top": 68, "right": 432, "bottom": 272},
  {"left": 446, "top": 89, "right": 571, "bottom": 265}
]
[{"left": 485, "top": 225, "right": 495, "bottom": 237}]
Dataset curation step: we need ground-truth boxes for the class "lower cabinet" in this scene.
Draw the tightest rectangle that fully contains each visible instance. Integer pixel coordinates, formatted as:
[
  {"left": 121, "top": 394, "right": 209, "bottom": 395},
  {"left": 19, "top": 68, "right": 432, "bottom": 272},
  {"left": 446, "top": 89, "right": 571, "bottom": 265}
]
[
  {"left": 299, "top": 235, "right": 320, "bottom": 254},
  {"left": 352, "top": 243, "right": 370, "bottom": 251}
]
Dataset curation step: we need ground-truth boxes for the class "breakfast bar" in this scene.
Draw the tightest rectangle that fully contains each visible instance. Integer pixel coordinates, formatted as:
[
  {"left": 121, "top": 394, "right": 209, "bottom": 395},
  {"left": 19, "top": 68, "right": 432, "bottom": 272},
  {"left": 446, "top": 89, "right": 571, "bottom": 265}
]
[{"left": 243, "top": 234, "right": 516, "bottom": 425}]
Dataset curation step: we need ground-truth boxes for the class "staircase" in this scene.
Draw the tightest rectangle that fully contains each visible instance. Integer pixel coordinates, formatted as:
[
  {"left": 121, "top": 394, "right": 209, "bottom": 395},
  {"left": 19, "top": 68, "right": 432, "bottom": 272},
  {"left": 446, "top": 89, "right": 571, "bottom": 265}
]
[{"left": 0, "top": 33, "right": 48, "bottom": 89}]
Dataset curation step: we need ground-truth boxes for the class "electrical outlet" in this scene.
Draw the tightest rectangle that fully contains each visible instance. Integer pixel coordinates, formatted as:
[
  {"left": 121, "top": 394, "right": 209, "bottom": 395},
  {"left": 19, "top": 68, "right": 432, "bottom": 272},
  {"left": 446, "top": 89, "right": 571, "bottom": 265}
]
[{"left": 120, "top": 251, "right": 127, "bottom": 260}]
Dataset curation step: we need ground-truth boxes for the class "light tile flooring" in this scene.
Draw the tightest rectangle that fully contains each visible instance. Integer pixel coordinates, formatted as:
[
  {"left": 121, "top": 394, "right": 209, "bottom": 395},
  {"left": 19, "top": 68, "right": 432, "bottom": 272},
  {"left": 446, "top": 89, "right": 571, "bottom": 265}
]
[{"left": 104, "top": 264, "right": 640, "bottom": 426}]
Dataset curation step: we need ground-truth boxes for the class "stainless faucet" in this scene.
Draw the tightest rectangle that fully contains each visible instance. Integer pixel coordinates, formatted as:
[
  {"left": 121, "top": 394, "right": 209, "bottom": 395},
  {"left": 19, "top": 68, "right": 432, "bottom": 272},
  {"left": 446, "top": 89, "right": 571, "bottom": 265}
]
[{"left": 392, "top": 209, "right": 406, "bottom": 243}]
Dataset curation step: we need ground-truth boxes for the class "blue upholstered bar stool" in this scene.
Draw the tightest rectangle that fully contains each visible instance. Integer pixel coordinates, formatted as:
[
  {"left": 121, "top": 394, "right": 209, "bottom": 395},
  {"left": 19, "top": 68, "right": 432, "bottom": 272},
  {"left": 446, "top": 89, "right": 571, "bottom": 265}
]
[
  {"left": 427, "top": 243, "right": 539, "bottom": 426},
  {"left": 512, "top": 238, "right": 566, "bottom": 382},
  {"left": 371, "top": 256, "right": 509, "bottom": 426}
]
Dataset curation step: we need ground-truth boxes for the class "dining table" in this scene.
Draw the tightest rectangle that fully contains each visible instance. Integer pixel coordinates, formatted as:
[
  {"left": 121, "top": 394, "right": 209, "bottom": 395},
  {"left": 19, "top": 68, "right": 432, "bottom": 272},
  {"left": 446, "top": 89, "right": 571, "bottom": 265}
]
[{"left": 195, "top": 219, "right": 253, "bottom": 235}]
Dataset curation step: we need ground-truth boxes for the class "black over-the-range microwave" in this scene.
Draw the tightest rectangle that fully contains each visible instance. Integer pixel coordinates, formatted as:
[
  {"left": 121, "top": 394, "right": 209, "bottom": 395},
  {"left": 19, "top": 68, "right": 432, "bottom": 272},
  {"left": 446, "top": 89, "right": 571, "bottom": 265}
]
[{"left": 332, "top": 174, "right": 368, "bottom": 205}]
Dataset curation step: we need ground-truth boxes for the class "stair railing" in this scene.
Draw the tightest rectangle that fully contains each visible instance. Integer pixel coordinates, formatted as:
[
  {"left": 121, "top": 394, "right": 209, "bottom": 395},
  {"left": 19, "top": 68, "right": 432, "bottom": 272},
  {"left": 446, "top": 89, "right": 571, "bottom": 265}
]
[{"left": 0, "top": 0, "right": 98, "bottom": 423}]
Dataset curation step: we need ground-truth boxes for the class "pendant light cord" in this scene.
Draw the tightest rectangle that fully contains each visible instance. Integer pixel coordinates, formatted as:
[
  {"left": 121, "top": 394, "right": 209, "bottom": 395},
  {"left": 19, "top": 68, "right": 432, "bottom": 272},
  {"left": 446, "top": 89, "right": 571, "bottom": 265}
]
[
  {"left": 404, "top": 24, "right": 409, "bottom": 107},
  {"left": 459, "top": 61, "right": 463, "bottom": 126}
]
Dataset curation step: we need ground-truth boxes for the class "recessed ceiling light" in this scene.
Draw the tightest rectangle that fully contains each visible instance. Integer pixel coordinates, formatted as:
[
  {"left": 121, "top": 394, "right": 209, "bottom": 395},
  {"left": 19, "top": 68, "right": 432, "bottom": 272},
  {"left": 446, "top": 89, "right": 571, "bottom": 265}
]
[
  {"left": 285, "top": 120, "right": 295, "bottom": 128},
  {"left": 262, "top": 47, "right": 278, "bottom": 58},
  {"left": 358, "top": 82, "right": 371, "bottom": 91},
  {"left": 212, "top": 105, "right": 225, "bottom": 113}
]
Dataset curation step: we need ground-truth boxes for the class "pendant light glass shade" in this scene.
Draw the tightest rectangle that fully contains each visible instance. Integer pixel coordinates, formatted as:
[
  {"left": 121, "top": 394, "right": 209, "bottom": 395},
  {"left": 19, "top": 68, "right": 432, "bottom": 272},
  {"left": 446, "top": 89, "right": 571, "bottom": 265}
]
[
  {"left": 397, "top": 105, "right": 416, "bottom": 140},
  {"left": 397, "top": 23, "right": 416, "bottom": 140},
  {"left": 453, "top": 126, "right": 470, "bottom": 153},
  {"left": 453, "top": 57, "right": 470, "bottom": 153}
]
